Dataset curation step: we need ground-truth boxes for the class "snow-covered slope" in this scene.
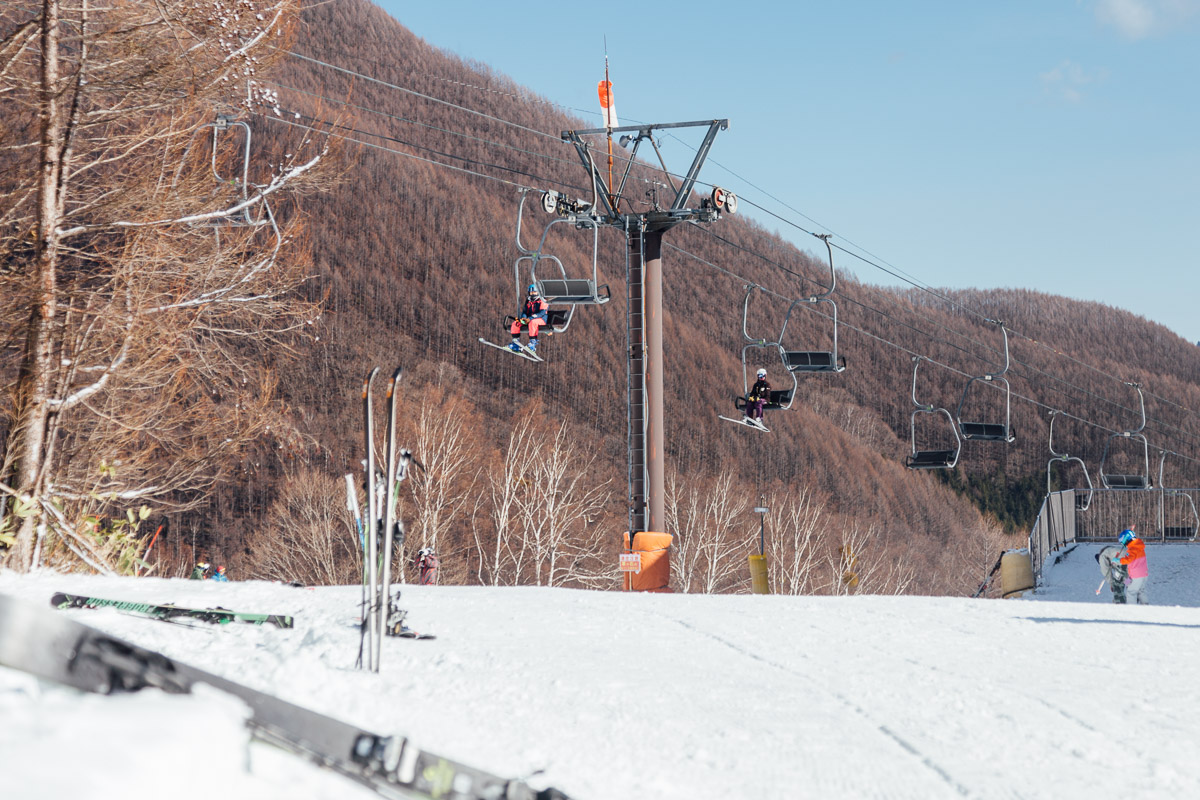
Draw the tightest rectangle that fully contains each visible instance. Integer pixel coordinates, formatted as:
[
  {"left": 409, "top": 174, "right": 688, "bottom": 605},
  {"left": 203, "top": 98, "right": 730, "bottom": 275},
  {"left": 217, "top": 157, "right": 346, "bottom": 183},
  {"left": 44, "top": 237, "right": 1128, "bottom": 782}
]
[{"left": 2, "top": 543, "right": 1199, "bottom": 799}]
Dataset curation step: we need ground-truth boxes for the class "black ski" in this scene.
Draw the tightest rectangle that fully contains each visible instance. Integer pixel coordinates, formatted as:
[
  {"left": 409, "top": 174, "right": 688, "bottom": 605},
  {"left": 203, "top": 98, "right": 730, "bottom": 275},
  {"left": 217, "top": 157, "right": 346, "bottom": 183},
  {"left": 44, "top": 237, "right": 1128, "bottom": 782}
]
[
  {"left": 51, "top": 592, "right": 294, "bottom": 629},
  {"left": 1, "top": 594, "right": 568, "bottom": 800}
]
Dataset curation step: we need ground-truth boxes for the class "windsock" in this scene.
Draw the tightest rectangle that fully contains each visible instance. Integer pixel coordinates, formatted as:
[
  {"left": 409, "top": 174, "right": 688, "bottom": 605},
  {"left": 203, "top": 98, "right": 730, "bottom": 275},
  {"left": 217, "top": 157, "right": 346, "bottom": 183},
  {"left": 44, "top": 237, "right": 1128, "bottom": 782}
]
[{"left": 597, "top": 80, "right": 618, "bottom": 129}]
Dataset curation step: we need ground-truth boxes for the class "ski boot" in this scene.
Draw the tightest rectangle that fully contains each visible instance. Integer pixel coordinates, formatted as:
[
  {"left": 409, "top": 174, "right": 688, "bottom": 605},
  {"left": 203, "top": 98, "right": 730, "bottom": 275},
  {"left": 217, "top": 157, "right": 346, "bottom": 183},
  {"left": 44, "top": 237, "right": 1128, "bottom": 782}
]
[
  {"left": 508, "top": 340, "right": 522, "bottom": 352},
  {"left": 527, "top": 338, "right": 538, "bottom": 351}
]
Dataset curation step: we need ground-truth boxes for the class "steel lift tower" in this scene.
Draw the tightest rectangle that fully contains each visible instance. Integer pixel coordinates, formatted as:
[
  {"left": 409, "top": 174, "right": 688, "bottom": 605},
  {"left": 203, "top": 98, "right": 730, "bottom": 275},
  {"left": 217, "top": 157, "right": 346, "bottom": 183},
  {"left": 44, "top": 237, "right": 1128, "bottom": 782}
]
[{"left": 560, "top": 119, "right": 733, "bottom": 539}]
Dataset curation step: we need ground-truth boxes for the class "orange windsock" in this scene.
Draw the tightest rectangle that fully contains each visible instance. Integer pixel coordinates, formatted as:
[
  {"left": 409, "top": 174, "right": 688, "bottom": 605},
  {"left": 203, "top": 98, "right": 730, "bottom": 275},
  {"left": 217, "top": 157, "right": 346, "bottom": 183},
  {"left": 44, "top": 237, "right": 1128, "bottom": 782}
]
[{"left": 597, "top": 80, "right": 618, "bottom": 129}]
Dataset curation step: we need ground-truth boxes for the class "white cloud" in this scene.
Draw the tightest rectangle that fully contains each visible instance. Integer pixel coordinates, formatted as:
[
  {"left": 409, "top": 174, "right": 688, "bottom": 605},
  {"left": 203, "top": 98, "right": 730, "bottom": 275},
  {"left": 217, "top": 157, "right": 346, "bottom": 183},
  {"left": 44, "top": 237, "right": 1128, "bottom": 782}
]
[
  {"left": 1093, "top": 0, "right": 1199, "bottom": 39},
  {"left": 1040, "top": 60, "right": 1107, "bottom": 102}
]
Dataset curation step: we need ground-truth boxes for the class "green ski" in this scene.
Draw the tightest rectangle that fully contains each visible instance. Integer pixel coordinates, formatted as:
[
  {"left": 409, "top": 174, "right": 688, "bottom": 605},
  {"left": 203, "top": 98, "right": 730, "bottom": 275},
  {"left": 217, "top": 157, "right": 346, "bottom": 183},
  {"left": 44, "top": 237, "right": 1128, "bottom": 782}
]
[{"left": 50, "top": 592, "right": 294, "bottom": 629}]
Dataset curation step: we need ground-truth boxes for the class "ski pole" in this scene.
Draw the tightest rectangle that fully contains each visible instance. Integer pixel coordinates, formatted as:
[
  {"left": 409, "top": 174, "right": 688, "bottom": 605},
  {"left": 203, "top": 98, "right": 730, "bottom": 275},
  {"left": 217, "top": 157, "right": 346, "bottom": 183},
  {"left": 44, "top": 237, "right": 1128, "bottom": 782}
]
[
  {"left": 138, "top": 524, "right": 164, "bottom": 577},
  {"left": 1095, "top": 578, "right": 1107, "bottom": 595}
]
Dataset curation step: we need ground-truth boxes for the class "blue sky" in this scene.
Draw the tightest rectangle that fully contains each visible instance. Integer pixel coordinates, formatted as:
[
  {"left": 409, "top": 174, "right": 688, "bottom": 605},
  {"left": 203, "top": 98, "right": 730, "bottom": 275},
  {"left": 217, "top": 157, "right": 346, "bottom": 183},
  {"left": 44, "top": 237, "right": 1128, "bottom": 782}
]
[{"left": 377, "top": 1, "right": 1199, "bottom": 344}]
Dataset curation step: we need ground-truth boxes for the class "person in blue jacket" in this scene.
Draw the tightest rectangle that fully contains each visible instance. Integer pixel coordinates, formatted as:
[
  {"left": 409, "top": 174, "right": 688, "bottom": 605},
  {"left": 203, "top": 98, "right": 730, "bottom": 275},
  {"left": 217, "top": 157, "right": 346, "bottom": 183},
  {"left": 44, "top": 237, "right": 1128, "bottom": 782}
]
[{"left": 211, "top": 565, "right": 229, "bottom": 582}]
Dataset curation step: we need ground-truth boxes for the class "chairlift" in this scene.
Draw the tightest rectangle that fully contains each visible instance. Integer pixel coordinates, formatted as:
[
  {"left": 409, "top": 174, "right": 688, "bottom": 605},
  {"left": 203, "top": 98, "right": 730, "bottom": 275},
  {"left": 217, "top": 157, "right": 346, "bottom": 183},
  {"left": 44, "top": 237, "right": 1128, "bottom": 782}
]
[
  {"left": 955, "top": 321, "right": 1015, "bottom": 442},
  {"left": 176, "top": 114, "right": 270, "bottom": 229},
  {"left": 777, "top": 234, "right": 846, "bottom": 374},
  {"left": 736, "top": 285, "right": 796, "bottom": 412},
  {"left": 1099, "top": 382, "right": 1152, "bottom": 489},
  {"left": 1046, "top": 410, "right": 1094, "bottom": 511},
  {"left": 1156, "top": 450, "right": 1199, "bottom": 539},
  {"left": 512, "top": 189, "right": 610, "bottom": 335},
  {"left": 905, "top": 356, "right": 961, "bottom": 469}
]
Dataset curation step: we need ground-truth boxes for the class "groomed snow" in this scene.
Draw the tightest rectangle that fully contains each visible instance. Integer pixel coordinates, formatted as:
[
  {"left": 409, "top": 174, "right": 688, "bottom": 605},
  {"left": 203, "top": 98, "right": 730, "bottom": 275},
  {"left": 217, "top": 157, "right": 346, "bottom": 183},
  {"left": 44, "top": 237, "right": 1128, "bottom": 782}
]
[{"left": 2, "top": 542, "right": 1199, "bottom": 799}]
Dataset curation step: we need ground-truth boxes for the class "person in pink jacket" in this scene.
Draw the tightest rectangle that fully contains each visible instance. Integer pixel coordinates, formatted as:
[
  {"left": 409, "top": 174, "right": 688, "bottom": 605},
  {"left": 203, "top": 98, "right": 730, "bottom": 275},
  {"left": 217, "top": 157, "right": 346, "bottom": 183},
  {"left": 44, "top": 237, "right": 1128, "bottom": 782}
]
[{"left": 1116, "top": 527, "right": 1149, "bottom": 604}]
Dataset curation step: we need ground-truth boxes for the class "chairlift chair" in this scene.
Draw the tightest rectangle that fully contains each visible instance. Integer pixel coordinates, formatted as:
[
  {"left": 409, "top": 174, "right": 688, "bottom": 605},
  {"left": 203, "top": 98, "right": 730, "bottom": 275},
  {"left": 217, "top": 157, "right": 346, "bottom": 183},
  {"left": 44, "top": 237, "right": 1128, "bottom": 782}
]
[
  {"left": 955, "top": 321, "right": 1015, "bottom": 442},
  {"left": 1156, "top": 450, "right": 1199, "bottom": 539},
  {"left": 905, "top": 356, "right": 961, "bottom": 469},
  {"left": 731, "top": 285, "right": 796, "bottom": 414},
  {"left": 175, "top": 115, "right": 271, "bottom": 229},
  {"left": 1099, "top": 382, "right": 1152, "bottom": 489},
  {"left": 778, "top": 234, "right": 846, "bottom": 374},
  {"left": 511, "top": 189, "right": 610, "bottom": 335},
  {"left": 1046, "top": 410, "right": 1094, "bottom": 511}
]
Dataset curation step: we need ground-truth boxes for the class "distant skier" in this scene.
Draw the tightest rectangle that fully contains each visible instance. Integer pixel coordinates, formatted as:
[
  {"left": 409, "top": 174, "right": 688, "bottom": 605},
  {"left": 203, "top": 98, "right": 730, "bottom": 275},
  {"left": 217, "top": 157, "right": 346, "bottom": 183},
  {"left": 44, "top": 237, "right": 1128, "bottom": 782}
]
[
  {"left": 744, "top": 368, "right": 771, "bottom": 426},
  {"left": 1115, "top": 527, "right": 1149, "bottom": 604},
  {"left": 509, "top": 284, "right": 548, "bottom": 353},
  {"left": 1095, "top": 545, "right": 1128, "bottom": 603},
  {"left": 189, "top": 561, "right": 211, "bottom": 580},
  {"left": 416, "top": 548, "right": 439, "bottom": 585},
  {"left": 211, "top": 565, "right": 229, "bottom": 582}
]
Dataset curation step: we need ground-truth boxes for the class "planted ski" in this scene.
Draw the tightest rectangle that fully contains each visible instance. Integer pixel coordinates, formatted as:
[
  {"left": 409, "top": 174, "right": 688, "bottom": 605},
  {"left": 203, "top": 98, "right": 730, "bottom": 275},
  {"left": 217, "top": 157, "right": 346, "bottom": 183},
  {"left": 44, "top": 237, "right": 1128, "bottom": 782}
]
[{"left": 51, "top": 592, "right": 294, "bottom": 629}]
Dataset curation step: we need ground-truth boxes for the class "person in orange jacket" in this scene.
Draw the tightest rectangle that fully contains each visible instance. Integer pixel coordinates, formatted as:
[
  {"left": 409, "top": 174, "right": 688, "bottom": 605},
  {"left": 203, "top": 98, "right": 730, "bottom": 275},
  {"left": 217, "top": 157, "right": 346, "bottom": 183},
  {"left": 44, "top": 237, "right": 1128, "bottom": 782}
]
[{"left": 1115, "top": 527, "right": 1148, "bottom": 604}]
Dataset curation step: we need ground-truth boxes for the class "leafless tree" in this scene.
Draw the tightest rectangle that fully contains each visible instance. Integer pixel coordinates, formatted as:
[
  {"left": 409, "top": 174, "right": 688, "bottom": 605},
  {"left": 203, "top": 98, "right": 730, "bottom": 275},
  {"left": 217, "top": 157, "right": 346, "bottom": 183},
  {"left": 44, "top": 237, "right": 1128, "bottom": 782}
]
[
  {"left": 246, "top": 467, "right": 357, "bottom": 586},
  {"left": 478, "top": 404, "right": 539, "bottom": 585},
  {"left": 764, "top": 486, "right": 829, "bottom": 596},
  {"left": 402, "top": 386, "right": 482, "bottom": 579},
  {"left": 0, "top": 1, "right": 328, "bottom": 571},
  {"left": 667, "top": 469, "right": 751, "bottom": 594},
  {"left": 518, "top": 419, "right": 611, "bottom": 587},
  {"left": 826, "top": 522, "right": 917, "bottom": 596}
]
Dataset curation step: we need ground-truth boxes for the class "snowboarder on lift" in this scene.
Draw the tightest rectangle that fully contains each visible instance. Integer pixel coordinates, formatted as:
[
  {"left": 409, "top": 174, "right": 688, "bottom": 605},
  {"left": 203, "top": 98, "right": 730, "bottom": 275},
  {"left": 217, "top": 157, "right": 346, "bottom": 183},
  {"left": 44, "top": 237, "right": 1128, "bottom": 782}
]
[
  {"left": 744, "top": 368, "right": 771, "bottom": 427},
  {"left": 509, "top": 284, "right": 548, "bottom": 353}
]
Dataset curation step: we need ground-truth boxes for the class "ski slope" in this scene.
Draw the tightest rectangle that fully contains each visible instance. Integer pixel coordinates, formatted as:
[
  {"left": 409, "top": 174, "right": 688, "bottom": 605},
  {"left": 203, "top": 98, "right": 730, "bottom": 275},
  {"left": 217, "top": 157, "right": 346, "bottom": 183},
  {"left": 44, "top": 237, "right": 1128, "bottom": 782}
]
[{"left": 2, "top": 543, "right": 1199, "bottom": 799}]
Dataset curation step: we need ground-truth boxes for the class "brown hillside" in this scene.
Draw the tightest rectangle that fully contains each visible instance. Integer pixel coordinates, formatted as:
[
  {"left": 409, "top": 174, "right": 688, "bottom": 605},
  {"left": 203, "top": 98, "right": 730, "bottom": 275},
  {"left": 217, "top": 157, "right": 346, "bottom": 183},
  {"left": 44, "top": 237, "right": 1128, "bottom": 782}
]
[{"left": 57, "top": 0, "right": 1200, "bottom": 591}]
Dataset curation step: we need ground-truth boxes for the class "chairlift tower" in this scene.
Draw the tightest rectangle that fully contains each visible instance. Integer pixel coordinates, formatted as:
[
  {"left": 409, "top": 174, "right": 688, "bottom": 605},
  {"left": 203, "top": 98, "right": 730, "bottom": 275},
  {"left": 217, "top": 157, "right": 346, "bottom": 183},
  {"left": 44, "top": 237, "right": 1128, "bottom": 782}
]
[{"left": 560, "top": 119, "right": 731, "bottom": 535}]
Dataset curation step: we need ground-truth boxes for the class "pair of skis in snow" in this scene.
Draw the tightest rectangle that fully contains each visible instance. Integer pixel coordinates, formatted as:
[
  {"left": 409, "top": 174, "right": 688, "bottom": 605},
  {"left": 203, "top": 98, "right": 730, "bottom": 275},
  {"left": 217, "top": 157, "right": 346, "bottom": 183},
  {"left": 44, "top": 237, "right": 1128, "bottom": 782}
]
[
  {"left": 51, "top": 592, "right": 293, "bottom": 629},
  {"left": 1, "top": 594, "right": 568, "bottom": 800},
  {"left": 361, "top": 367, "right": 423, "bottom": 671}
]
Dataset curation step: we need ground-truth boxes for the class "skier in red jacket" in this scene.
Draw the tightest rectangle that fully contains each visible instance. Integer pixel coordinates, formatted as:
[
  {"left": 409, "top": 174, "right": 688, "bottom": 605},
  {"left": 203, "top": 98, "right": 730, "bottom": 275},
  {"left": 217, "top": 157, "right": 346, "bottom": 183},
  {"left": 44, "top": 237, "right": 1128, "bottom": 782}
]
[{"left": 509, "top": 285, "right": 548, "bottom": 352}]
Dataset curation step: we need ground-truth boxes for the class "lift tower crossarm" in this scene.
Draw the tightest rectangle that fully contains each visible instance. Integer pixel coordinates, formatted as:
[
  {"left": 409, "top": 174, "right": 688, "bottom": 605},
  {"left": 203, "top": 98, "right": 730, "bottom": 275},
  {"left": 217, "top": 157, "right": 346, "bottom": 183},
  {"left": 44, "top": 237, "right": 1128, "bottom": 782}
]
[{"left": 561, "top": 119, "right": 729, "bottom": 226}]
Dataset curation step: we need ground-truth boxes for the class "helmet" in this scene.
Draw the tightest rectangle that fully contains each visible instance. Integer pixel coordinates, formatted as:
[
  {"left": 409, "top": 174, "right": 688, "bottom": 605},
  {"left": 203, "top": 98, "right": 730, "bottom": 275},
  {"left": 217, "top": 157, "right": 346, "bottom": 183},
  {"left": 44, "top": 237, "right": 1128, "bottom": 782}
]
[
  {"left": 527, "top": 284, "right": 539, "bottom": 294},
  {"left": 197, "top": 561, "right": 210, "bottom": 570},
  {"left": 1119, "top": 530, "right": 1135, "bottom": 545},
  {"left": 756, "top": 368, "right": 767, "bottom": 378},
  {"left": 217, "top": 565, "right": 226, "bottom": 574}
]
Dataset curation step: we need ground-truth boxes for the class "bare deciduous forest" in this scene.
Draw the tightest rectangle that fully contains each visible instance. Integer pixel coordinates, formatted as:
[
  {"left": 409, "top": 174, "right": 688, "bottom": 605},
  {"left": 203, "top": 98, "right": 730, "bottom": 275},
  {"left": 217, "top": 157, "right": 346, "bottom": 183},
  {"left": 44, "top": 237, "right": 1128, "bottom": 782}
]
[{"left": 4, "top": 0, "right": 1199, "bottom": 596}]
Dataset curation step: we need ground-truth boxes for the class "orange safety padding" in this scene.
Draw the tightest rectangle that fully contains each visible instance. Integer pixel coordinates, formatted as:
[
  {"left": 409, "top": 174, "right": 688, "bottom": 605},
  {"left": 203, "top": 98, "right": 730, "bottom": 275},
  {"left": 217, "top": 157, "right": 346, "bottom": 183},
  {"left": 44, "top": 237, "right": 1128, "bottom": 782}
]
[{"left": 622, "top": 531, "right": 673, "bottom": 592}]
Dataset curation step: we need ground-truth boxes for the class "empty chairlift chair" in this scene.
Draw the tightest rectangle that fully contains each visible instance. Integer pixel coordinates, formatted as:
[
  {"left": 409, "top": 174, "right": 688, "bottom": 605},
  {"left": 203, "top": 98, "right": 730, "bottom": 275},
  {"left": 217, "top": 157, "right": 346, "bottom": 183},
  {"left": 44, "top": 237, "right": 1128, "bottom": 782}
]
[
  {"left": 1099, "top": 382, "right": 1152, "bottom": 490},
  {"left": 1046, "top": 410, "right": 1094, "bottom": 511},
  {"left": 905, "top": 356, "right": 961, "bottom": 469},
  {"left": 1156, "top": 450, "right": 1198, "bottom": 539},
  {"left": 955, "top": 321, "right": 1016, "bottom": 443},
  {"left": 778, "top": 234, "right": 846, "bottom": 374}
]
